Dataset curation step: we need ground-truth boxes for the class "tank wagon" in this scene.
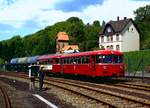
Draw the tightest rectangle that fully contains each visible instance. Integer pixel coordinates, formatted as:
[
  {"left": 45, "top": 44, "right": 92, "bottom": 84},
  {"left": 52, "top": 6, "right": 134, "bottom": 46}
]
[{"left": 10, "top": 56, "right": 38, "bottom": 72}]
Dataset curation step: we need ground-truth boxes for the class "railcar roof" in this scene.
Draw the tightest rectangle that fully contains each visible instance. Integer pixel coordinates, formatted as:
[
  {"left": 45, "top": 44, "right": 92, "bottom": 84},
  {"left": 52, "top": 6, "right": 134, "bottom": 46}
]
[
  {"left": 61, "top": 50, "right": 123, "bottom": 58},
  {"left": 37, "top": 50, "right": 123, "bottom": 60},
  {"left": 38, "top": 54, "right": 60, "bottom": 60}
]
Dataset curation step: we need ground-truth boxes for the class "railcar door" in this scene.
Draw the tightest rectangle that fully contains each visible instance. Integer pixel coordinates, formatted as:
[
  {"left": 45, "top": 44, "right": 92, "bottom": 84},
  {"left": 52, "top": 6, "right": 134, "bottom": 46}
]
[
  {"left": 90, "top": 55, "right": 96, "bottom": 76},
  {"left": 60, "top": 58, "right": 64, "bottom": 74}
]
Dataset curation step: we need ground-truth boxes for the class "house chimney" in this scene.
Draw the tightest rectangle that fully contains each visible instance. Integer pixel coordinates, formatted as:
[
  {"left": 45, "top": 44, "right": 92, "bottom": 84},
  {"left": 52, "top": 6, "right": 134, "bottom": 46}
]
[
  {"left": 124, "top": 17, "right": 127, "bottom": 20},
  {"left": 117, "top": 16, "right": 119, "bottom": 21}
]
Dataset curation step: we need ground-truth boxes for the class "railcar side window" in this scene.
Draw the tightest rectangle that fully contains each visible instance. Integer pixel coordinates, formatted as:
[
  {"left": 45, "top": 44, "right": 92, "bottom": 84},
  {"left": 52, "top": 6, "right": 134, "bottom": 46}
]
[
  {"left": 40, "top": 60, "right": 48, "bottom": 65},
  {"left": 74, "top": 57, "right": 77, "bottom": 64},
  {"left": 47, "top": 59, "right": 52, "bottom": 64},
  {"left": 64, "top": 59, "right": 67, "bottom": 64},
  {"left": 85, "top": 56, "right": 90, "bottom": 63},
  {"left": 70, "top": 58, "right": 74, "bottom": 64},
  {"left": 81, "top": 57, "right": 85, "bottom": 64},
  {"left": 55, "top": 58, "right": 60, "bottom": 64},
  {"left": 77, "top": 57, "right": 81, "bottom": 64},
  {"left": 67, "top": 58, "right": 70, "bottom": 64}
]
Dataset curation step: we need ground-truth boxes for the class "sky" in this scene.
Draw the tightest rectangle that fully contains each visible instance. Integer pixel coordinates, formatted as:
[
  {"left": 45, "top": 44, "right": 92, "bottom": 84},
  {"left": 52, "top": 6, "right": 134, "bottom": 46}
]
[{"left": 0, "top": 0, "right": 150, "bottom": 41}]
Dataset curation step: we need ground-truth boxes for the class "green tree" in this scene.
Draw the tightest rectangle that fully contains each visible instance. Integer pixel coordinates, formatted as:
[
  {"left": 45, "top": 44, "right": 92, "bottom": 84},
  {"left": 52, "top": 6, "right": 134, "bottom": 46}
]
[
  {"left": 83, "top": 20, "right": 101, "bottom": 51},
  {"left": 1, "top": 41, "right": 9, "bottom": 61},
  {"left": 134, "top": 5, "right": 150, "bottom": 49},
  {"left": 7, "top": 36, "right": 25, "bottom": 58},
  {"left": 67, "top": 17, "right": 85, "bottom": 50}
]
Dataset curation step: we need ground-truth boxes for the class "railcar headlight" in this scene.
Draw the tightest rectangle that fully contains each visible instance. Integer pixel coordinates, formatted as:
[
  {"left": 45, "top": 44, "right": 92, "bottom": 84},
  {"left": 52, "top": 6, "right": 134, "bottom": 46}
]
[{"left": 103, "top": 66, "right": 107, "bottom": 69}]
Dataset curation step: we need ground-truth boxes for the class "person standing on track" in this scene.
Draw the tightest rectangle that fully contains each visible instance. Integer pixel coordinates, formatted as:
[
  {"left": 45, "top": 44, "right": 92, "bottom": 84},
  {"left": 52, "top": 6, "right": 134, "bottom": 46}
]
[{"left": 38, "top": 65, "right": 45, "bottom": 91}]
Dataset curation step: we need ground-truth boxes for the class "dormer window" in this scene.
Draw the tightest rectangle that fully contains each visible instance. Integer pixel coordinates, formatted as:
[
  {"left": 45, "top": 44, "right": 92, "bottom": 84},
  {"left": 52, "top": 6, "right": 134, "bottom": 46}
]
[{"left": 107, "top": 27, "right": 111, "bottom": 32}]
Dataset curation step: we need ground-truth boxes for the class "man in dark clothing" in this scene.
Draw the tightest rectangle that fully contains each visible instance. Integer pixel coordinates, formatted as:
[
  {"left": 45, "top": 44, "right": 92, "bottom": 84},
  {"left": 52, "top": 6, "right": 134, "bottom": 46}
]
[{"left": 38, "top": 66, "right": 45, "bottom": 91}]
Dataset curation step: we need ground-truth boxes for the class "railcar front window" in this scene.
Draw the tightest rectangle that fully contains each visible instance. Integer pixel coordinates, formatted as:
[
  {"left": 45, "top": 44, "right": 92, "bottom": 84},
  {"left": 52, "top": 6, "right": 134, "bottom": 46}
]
[
  {"left": 114, "top": 55, "right": 123, "bottom": 63},
  {"left": 104, "top": 55, "right": 112, "bottom": 63},
  {"left": 96, "top": 55, "right": 112, "bottom": 63}
]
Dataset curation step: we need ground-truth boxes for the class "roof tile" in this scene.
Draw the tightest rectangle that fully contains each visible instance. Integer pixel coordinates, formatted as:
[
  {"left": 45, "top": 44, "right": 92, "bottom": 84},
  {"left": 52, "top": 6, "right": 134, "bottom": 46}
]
[
  {"left": 57, "top": 32, "right": 69, "bottom": 41},
  {"left": 61, "top": 45, "right": 79, "bottom": 51}
]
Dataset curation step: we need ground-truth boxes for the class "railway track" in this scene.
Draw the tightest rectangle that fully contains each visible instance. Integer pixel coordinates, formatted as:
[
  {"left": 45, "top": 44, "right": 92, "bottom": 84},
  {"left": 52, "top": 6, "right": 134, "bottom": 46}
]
[
  {"left": 114, "top": 83, "right": 150, "bottom": 92},
  {"left": 0, "top": 87, "right": 11, "bottom": 108},
  {"left": 1, "top": 72, "right": 150, "bottom": 108},
  {"left": 49, "top": 76, "right": 150, "bottom": 92},
  {"left": 44, "top": 77, "right": 150, "bottom": 108}
]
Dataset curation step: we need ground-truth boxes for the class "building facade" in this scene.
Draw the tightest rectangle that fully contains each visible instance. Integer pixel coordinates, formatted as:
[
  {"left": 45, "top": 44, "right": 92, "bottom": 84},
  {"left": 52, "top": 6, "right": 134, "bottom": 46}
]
[
  {"left": 99, "top": 17, "right": 140, "bottom": 52},
  {"left": 56, "top": 32, "right": 69, "bottom": 53},
  {"left": 56, "top": 32, "right": 79, "bottom": 53}
]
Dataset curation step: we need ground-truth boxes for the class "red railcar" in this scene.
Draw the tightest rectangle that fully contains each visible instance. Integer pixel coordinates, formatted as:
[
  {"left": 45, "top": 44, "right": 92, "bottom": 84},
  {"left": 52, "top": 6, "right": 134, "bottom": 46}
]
[
  {"left": 38, "top": 50, "right": 124, "bottom": 77},
  {"left": 38, "top": 54, "right": 61, "bottom": 73}
]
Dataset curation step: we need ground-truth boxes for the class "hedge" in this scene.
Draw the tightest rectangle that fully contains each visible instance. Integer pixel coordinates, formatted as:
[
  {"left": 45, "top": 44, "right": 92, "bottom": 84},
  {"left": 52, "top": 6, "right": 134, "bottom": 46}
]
[{"left": 124, "top": 50, "right": 150, "bottom": 72}]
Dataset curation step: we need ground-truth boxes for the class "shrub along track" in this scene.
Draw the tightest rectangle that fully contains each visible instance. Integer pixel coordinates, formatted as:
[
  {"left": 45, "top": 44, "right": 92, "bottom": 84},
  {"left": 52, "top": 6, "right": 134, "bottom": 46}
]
[{"left": 1, "top": 72, "right": 150, "bottom": 108}]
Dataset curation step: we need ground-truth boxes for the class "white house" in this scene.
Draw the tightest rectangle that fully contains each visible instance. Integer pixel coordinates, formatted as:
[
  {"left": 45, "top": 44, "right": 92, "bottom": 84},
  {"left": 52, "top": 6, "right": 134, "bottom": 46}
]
[{"left": 99, "top": 17, "right": 140, "bottom": 52}]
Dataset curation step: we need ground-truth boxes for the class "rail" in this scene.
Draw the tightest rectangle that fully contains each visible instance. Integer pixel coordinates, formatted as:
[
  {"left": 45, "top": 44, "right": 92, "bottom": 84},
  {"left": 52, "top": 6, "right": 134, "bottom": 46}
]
[{"left": 0, "top": 87, "right": 11, "bottom": 108}]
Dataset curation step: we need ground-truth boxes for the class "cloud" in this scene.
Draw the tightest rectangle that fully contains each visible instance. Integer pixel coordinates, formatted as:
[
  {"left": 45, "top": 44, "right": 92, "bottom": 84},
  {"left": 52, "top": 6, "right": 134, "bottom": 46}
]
[
  {"left": 81, "top": 0, "right": 150, "bottom": 23},
  {"left": 0, "top": 0, "right": 149, "bottom": 40},
  {"left": 0, "top": 0, "right": 149, "bottom": 28},
  {"left": 37, "top": 10, "right": 81, "bottom": 27},
  {"left": 0, "top": 0, "right": 59, "bottom": 28},
  {"left": 54, "top": 0, "right": 103, "bottom": 12}
]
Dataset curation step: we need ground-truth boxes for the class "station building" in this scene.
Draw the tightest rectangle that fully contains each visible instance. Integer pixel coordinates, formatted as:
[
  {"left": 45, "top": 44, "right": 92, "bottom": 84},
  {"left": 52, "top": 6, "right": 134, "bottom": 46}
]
[{"left": 56, "top": 32, "right": 79, "bottom": 53}]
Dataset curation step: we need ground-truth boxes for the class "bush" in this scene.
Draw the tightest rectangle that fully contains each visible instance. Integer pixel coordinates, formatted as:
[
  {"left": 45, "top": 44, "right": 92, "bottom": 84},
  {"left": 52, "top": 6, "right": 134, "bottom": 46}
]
[{"left": 0, "top": 58, "right": 5, "bottom": 64}]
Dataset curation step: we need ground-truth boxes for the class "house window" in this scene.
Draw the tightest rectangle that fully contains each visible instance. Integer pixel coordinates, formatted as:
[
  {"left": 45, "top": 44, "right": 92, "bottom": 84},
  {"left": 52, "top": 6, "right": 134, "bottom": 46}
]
[
  {"left": 116, "top": 45, "right": 120, "bottom": 51},
  {"left": 107, "top": 36, "right": 109, "bottom": 42},
  {"left": 106, "top": 46, "right": 110, "bottom": 49},
  {"left": 58, "top": 44, "right": 60, "bottom": 51},
  {"left": 110, "top": 36, "right": 113, "bottom": 41},
  {"left": 100, "top": 45, "right": 105, "bottom": 49},
  {"left": 116, "top": 34, "right": 119, "bottom": 41},
  {"left": 101, "top": 36, "right": 104, "bottom": 43},
  {"left": 62, "top": 43, "right": 65, "bottom": 48},
  {"left": 110, "top": 45, "right": 113, "bottom": 50}
]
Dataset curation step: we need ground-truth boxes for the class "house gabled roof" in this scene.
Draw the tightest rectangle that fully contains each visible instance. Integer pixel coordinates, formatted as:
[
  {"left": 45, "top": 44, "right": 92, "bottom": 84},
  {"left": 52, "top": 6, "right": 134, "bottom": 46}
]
[
  {"left": 56, "top": 32, "right": 69, "bottom": 41},
  {"left": 100, "top": 18, "right": 140, "bottom": 35},
  {"left": 109, "top": 18, "right": 131, "bottom": 33},
  {"left": 61, "top": 45, "right": 79, "bottom": 51}
]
